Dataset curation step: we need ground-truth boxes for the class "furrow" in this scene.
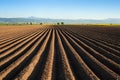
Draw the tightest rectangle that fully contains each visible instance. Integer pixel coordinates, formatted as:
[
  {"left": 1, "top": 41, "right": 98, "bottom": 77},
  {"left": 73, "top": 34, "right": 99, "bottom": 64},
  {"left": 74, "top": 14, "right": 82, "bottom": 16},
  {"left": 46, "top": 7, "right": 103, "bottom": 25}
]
[
  {"left": 55, "top": 30, "right": 75, "bottom": 80},
  {"left": 0, "top": 28, "right": 39, "bottom": 48},
  {"left": 58, "top": 29, "right": 99, "bottom": 80},
  {"left": 81, "top": 35, "right": 120, "bottom": 57},
  {"left": 0, "top": 26, "right": 119, "bottom": 80},
  {"left": 0, "top": 30, "right": 48, "bottom": 72},
  {"left": 0, "top": 26, "right": 42, "bottom": 45},
  {"left": 0, "top": 29, "right": 36, "bottom": 47},
  {"left": 27, "top": 29, "right": 52, "bottom": 80},
  {"left": 62, "top": 30, "right": 120, "bottom": 75},
  {"left": 0, "top": 29, "right": 44, "bottom": 57},
  {"left": 52, "top": 29, "right": 67, "bottom": 80},
  {"left": 59, "top": 29, "right": 119, "bottom": 80},
  {"left": 0, "top": 29, "right": 41, "bottom": 50},
  {"left": 0, "top": 29, "right": 49, "bottom": 80},
  {"left": 41, "top": 29, "right": 55, "bottom": 80},
  {"left": 96, "top": 40, "right": 120, "bottom": 51},
  {"left": 0, "top": 31, "right": 30, "bottom": 45},
  {"left": 67, "top": 30, "right": 120, "bottom": 57},
  {"left": 0, "top": 29, "right": 47, "bottom": 67},
  {"left": 14, "top": 30, "right": 51, "bottom": 80},
  {"left": 66, "top": 30, "right": 120, "bottom": 63}
]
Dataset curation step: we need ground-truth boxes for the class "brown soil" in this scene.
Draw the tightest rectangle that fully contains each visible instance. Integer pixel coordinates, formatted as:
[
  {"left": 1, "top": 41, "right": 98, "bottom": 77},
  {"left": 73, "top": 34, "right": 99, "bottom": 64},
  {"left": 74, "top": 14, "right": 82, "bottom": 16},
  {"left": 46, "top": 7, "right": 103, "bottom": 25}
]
[{"left": 0, "top": 25, "right": 120, "bottom": 80}]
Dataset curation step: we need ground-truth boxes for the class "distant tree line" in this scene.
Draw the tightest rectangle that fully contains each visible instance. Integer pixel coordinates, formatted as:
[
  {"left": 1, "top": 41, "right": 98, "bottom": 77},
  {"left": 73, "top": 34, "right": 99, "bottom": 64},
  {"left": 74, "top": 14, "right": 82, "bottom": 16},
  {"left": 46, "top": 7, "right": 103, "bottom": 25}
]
[
  {"left": 25, "top": 22, "right": 43, "bottom": 25},
  {"left": 0, "top": 22, "right": 65, "bottom": 25},
  {"left": 57, "top": 22, "right": 64, "bottom": 25}
]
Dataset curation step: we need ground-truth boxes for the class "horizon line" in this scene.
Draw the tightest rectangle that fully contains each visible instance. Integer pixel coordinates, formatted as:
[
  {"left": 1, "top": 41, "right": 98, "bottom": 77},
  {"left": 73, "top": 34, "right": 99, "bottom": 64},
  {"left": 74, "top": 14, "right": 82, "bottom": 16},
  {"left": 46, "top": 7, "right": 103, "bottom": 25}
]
[{"left": 0, "top": 16, "right": 120, "bottom": 20}]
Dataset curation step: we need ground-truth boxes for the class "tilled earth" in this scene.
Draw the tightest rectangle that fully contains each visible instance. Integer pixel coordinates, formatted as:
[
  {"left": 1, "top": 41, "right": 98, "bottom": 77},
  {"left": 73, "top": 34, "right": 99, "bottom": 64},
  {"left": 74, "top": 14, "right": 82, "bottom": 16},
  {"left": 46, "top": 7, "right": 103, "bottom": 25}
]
[{"left": 0, "top": 25, "right": 120, "bottom": 80}]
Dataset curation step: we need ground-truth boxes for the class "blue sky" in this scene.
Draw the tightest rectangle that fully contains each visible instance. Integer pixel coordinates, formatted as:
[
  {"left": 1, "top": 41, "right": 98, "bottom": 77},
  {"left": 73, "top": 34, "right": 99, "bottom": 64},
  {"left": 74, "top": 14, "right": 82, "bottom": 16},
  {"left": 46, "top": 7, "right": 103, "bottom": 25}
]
[{"left": 0, "top": 0, "right": 120, "bottom": 19}]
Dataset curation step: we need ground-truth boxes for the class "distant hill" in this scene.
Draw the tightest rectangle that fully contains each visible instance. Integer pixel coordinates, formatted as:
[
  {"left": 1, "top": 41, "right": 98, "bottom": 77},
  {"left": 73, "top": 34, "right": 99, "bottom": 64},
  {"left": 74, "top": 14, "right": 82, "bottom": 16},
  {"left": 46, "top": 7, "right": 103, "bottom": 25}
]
[{"left": 0, "top": 17, "right": 120, "bottom": 24}]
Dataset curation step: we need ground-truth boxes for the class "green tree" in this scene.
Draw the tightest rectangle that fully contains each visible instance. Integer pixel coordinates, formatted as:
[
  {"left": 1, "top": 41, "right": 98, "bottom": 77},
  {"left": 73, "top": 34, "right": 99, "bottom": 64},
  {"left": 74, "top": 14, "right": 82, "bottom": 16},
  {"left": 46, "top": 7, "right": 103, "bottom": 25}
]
[
  {"left": 57, "top": 22, "right": 60, "bottom": 25},
  {"left": 61, "top": 22, "right": 64, "bottom": 25},
  {"left": 40, "top": 23, "right": 42, "bottom": 25},
  {"left": 30, "top": 22, "right": 32, "bottom": 25}
]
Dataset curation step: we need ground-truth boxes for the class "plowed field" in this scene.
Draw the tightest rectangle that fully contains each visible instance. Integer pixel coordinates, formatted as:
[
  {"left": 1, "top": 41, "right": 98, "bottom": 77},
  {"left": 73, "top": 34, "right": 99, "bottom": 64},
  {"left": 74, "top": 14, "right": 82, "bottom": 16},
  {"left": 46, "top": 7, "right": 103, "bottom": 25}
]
[{"left": 0, "top": 25, "right": 120, "bottom": 80}]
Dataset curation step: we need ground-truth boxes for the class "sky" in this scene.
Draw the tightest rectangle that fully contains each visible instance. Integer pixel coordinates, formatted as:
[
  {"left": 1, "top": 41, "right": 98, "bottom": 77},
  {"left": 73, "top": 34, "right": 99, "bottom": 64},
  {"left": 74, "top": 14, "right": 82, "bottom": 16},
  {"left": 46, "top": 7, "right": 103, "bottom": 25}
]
[{"left": 0, "top": 0, "right": 120, "bottom": 19}]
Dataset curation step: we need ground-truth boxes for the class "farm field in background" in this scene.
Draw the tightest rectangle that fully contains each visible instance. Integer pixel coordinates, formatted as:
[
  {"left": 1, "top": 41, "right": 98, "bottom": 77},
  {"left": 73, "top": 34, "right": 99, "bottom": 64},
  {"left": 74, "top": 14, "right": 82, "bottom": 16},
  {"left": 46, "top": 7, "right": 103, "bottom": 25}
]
[{"left": 0, "top": 25, "right": 120, "bottom": 80}]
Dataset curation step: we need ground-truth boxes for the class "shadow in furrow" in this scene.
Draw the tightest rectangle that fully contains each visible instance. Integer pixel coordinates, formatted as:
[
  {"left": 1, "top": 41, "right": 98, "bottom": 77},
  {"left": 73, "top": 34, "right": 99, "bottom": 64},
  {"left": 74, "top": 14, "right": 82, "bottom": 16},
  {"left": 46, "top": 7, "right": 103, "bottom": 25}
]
[
  {"left": 65, "top": 30, "right": 120, "bottom": 64},
  {"left": 2, "top": 30, "right": 49, "bottom": 80},
  {"left": 61, "top": 30, "right": 116, "bottom": 80},
  {"left": 52, "top": 29, "right": 66, "bottom": 80},
  {"left": 66, "top": 29, "right": 120, "bottom": 57},
  {"left": 0, "top": 29, "right": 39, "bottom": 49},
  {"left": 28, "top": 29, "right": 53, "bottom": 80},
  {"left": 0, "top": 30, "right": 44, "bottom": 61},
  {"left": 57, "top": 29, "right": 91, "bottom": 80},
  {"left": 63, "top": 30, "right": 120, "bottom": 75},
  {"left": 95, "top": 39, "right": 120, "bottom": 52},
  {"left": 0, "top": 30, "right": 47, "bottom": 71}
]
